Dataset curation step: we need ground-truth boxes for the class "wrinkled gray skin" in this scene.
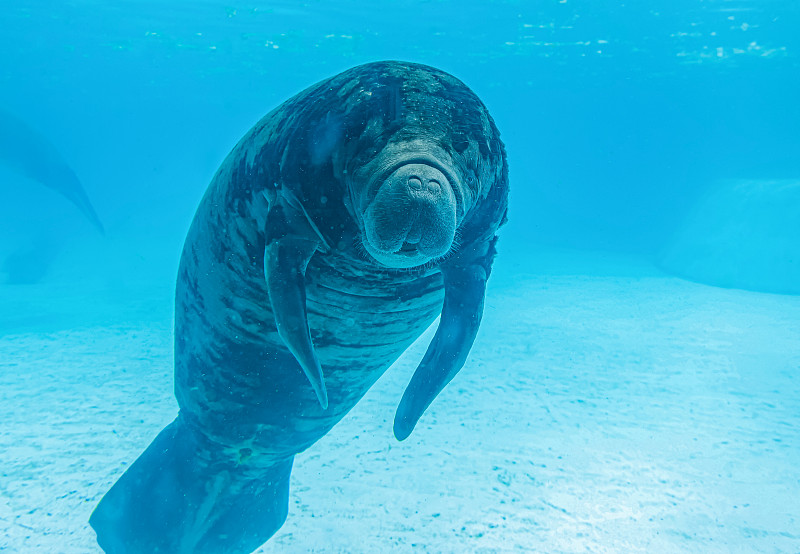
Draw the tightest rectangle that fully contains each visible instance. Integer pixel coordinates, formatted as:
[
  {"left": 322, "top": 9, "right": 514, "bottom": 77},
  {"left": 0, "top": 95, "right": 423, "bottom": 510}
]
[
  {"left": 0, "top": 109, "right": 104, "bottom": 234},
  {"left": 90, "top": 61, "right": 509, "bottom": 554}
]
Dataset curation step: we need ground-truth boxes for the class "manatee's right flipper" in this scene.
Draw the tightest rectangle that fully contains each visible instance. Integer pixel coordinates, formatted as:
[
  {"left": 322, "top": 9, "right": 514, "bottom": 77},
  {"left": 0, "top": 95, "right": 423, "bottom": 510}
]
[
  {"left": 90, "top": 416, "right": 294, "bottom": 554},
  {"left": 0, "top": 110, "right": 104, "bottom": 234},
  {"left": 263, "top": 186, "right": 329, "bottom": 409}
]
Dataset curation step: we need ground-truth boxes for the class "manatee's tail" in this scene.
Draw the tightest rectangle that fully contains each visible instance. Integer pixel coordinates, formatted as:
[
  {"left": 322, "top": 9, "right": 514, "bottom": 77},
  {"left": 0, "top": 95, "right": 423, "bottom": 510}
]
[{"left": 90, "top": 416, "right": 293, "bottom": 554}]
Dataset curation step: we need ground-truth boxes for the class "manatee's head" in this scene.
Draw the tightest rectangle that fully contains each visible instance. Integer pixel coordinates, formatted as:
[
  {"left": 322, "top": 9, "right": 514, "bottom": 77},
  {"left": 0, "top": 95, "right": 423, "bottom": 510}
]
[{"left": 348, "top": 148, "right": 467, "bottom": 269}]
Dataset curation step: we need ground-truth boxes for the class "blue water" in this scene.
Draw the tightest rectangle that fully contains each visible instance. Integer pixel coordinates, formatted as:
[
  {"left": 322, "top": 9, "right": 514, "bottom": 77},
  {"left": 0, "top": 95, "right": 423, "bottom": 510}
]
[{"left": 1, "top": 1, "right": 799, "bottom": 552}]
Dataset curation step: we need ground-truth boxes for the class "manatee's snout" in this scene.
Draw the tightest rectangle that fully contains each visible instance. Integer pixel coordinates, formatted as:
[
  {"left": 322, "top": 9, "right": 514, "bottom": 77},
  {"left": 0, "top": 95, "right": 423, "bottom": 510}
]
[{"left": 363, "top": 163, "right": 457, "bottom": 268}]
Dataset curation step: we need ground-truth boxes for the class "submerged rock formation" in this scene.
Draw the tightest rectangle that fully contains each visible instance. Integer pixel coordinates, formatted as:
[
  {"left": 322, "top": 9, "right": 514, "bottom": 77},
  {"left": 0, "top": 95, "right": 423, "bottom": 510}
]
[{"left": 659, "top": 179, "right": 800, "bottom": 295}]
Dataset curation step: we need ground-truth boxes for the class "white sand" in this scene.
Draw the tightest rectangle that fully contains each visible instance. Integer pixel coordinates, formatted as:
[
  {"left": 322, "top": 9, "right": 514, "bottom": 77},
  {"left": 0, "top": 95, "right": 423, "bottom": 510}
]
[{"left": 1, "top": 249, "right": 798, "bottom": 553}]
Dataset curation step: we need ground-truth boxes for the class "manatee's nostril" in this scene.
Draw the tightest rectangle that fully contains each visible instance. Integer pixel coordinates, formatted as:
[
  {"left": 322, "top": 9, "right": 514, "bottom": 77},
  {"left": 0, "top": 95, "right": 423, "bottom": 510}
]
[
  {"left": 427, "top": 179, "right": 441, "bottom": 193},
  {"left": 405, "top": 227, "right": 422, "bottom": 245},
  {"left": 407, "top": 177, "right": 423, "bottom": 190}
]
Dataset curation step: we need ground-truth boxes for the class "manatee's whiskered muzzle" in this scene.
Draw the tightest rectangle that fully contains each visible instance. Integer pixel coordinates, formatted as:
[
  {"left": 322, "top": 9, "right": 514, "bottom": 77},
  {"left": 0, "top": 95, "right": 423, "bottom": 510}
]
[{"left": 362, "top": 162, "right": 458, "bottom": 268}]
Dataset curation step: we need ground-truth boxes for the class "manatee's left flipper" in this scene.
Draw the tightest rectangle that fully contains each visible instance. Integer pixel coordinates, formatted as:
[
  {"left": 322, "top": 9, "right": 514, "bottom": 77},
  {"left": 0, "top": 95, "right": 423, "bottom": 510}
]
[
  {"left": 263, "top": 187, "right": 329, "bottom": 409},
  {"left": 393, "top": 237, "right": 498, "bottom": 440}
]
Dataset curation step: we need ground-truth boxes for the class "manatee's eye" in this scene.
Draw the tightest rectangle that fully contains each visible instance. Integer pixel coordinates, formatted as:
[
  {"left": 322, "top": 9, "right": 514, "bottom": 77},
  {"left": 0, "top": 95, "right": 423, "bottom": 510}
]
[{"left": 453, "top": 133, "right": 469, "bottom": 153}]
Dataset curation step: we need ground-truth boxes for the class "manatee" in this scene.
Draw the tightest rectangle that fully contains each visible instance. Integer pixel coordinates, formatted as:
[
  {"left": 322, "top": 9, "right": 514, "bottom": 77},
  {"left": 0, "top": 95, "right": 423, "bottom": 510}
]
[
  {"left": 90, "top": 60, "right": 509, "bottom": 553},
  {"left": 0, "top": 109, "right": 104, "bottom": 234}
]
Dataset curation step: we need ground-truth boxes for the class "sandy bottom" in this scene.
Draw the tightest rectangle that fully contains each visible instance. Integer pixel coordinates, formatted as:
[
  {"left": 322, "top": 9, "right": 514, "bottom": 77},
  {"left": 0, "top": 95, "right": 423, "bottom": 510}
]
[{"left": 1, "top": 249, "right": 798, "bottom": 553}]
